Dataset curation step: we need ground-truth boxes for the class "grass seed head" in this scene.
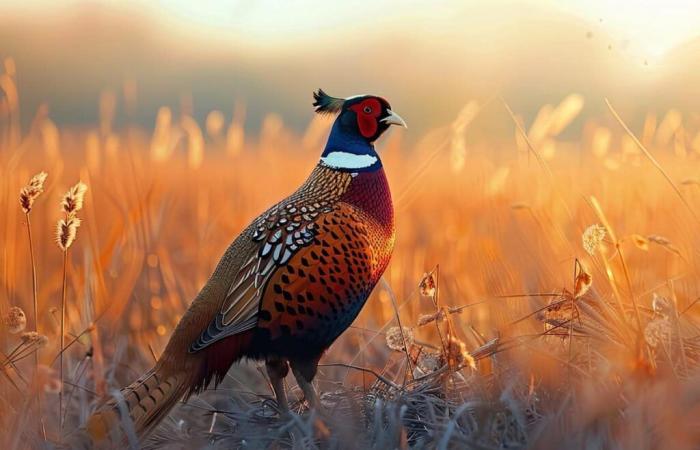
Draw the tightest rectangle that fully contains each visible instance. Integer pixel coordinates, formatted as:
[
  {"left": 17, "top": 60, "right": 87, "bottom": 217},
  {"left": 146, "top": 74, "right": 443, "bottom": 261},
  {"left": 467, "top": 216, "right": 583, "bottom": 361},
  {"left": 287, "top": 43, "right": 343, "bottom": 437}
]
[
  {"left": 418, "top": 310, "right": 445, "bottom": 327},
  {"left": 582, "top": 224, "right": 606, "bottom": 255},
  {"left": 386, "top": 326, "right": 414, "bottom": 351},
  {"left": 652, "top": 293, "right": 672, "bottom": 316},
  {"left": 4, "top": 306, "right": 27, "bottom": 334},
  {"left": 19, "top": 171, "right": 48, "bottom": 213},
  {"left": 644, "top": 317, "right": 671, "bottom": 348},
  {"left": 444, "top": 335, "right": 476, "bottom": 369},
  {"left": 56, "top": 216, "right": 81, "bottom": 251},
  {"left": 416, "top": 350, "right": 442, "bottom": 373},
  {"left": 647, "top": 235, "right": 682, "bottom": 257},
  {"left": 20, "top": 331, "right": 49, "bottom": 348},
  {"left": 60, "top": 181, "right": 88, "bottom": 216}
]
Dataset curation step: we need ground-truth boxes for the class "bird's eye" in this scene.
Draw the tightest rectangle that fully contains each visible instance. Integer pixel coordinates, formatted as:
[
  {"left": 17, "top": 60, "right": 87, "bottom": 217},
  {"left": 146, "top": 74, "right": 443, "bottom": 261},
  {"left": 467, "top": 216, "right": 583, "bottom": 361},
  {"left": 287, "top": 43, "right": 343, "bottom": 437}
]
[{"left": 363, "top": 106, "right": 372, "bottom": 114}]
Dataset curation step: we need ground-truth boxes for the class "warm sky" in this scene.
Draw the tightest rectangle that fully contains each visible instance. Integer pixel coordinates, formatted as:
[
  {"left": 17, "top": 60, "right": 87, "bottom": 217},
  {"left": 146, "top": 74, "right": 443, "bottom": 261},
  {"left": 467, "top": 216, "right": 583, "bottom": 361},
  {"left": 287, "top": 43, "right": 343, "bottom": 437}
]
[
  {"left": 178, "top": 0, "right": 698, "bottom": 62},
  {"left": 1, "top": 0, "right": 699, "bottom": 132},
  {"left": 4, "top": 0, "right": 698, "bottom": 59}
]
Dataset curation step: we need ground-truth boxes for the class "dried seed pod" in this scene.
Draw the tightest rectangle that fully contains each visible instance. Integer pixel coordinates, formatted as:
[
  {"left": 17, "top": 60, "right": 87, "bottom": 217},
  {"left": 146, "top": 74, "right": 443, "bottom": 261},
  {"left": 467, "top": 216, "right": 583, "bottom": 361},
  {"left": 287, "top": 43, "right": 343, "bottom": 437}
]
[
  {"left": 644, "top": 317, "right": 671, "bottom": 348},
  {"left": 416, "top": 350, "right": 442, "bottom": 373},
  {"left": 542, "top": 290, "right": 576, "bottom": 334},
  {"left": 419, "top": 272, "right": 436, "bottom": 298},
  {"left": 4, "top": 306, "right": 27, "bottom": 334},
  {"left": 385, "top": 326, "right": 414, "bottom": 351},
  {"left": 630, "top": 234, "right": 649, "bottom": 251},
  {"left": 573, "top": 262, "right": 592, "bottom": 299},
  {"left": 582, "top": 224, "right": 606, "bottom": 255},
  {"left": 20, "top": 331, "right": 49, "bottom": 348}
]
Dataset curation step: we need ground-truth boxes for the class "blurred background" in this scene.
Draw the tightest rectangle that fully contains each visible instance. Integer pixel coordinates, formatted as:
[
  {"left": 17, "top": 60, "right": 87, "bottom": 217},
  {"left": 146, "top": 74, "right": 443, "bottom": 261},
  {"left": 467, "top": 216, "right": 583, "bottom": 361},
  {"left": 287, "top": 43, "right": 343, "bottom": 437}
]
[{"left": 1, "top": 0, "right": 700, "bottom": 138}]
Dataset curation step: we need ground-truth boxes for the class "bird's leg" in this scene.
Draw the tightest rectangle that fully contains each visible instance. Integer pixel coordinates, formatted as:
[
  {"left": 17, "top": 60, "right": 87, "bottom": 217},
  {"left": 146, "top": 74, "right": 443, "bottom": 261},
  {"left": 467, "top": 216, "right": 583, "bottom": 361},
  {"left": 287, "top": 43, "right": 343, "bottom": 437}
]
[
  {"left": 290, "top": 357, "right": 320, "bottom": 409},
  {"left": 265, "top": 358, "right": 290, "bottom": 413}
]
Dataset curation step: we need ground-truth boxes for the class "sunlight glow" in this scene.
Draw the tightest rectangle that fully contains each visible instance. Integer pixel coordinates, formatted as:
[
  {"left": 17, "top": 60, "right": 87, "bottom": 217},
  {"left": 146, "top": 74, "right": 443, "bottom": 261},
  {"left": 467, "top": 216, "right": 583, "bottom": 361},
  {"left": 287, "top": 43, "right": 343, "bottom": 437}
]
[{"left": 558, "top": 0, "right": 700, "bottom": 62}]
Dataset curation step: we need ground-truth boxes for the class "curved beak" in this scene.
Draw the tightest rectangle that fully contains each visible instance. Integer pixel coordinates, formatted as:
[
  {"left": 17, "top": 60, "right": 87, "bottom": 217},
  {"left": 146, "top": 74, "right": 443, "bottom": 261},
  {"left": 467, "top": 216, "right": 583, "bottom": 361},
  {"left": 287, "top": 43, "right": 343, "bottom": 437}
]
[{"left": 381, "top": 109, "right": 408, "bottom": 128}]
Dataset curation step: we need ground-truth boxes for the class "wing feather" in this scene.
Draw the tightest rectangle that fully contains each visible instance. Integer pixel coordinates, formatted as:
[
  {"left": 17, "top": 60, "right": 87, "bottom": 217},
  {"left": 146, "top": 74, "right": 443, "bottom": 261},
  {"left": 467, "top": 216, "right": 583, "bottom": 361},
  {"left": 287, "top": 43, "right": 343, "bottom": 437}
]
[
  {"left": 188, "top": 167, "right": 354, "bottom": 353},
  {"left": 188, "top": 200, "right": 333, "bottom": 352}
]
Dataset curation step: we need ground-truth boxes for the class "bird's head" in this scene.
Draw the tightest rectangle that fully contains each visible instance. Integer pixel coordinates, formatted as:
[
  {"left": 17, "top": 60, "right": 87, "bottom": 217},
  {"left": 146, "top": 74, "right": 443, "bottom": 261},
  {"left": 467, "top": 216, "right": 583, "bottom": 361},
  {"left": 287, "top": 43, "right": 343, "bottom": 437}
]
[
  {"left": 313, "top": 89, "right": 407, "bottom": 143},
  {"left": 314, "top": 89, "right": 406, "bottom": 171}
]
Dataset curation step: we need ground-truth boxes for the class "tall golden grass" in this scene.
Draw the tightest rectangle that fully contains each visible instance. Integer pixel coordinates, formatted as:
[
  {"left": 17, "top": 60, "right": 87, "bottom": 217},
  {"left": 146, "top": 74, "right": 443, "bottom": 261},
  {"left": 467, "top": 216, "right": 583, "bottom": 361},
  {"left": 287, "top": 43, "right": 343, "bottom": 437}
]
[{"left": 3, "top": 57, "right": 700, "bottom": 447}]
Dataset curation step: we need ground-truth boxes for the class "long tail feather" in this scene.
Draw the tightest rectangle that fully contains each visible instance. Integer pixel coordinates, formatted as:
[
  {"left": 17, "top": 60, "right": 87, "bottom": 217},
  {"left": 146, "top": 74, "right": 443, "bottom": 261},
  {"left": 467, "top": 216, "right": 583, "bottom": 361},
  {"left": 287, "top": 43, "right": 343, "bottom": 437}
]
[{"left": 69, "top": 367, "right": 188, "bottom": 449}]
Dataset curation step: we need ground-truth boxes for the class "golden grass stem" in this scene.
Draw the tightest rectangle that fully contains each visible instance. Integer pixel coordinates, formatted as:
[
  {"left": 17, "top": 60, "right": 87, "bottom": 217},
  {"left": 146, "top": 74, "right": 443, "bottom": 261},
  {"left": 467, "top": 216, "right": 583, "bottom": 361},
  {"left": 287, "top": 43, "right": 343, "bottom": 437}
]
[
  {"left": 25, "top": 218, "right": 39, "bottom": 378},
  {"left": 615, "top": 243, "right": 643, "bottom": 333},
  {"left": 587, "top": 196, "right": 627, "bottom": 317},
  {"left": 430, "top": 266, "right": 448, "bottom": 359},
  {"left": 59, "top": 249, "right": 67, "bottom": 435},
  {"left": 502, "top": 98, "right": 575, "bottom": 223},
  {"left": 587, "top": 196, "right": 643, "bottom": 343},
  {"left": 380, "top": 278, "right": 415, "bottom": 381},
  {"left": 605, "top": 98, "right": 700, "bottom": 224},
  {"left": 318, "top": 363, "right": 400, "bottom": 390},
  {"left": 23, "top": 213, "right": 46, "bottom": 440},
  {"left": 51, "top": 307, "right": 110, "bottom": 367},
  {"left": 666, "top": 280, "right": 688, "bottom": 375},
  {"left": 2, "top": 349, "right": 28, "bottom": 386},
  {"left": 24, "top": 216, "right": 38, "bottom": 341}
]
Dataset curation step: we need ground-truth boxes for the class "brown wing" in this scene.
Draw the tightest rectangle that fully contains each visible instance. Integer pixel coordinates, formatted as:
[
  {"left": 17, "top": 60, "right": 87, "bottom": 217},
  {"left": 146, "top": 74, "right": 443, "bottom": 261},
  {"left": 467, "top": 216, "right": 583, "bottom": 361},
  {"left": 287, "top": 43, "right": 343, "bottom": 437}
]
[
  {"left": 189, "top": 167, "right": 353, "bottom": 352},
  {"left": 257, "top": 203, "right": 377, "bottom": 344}
]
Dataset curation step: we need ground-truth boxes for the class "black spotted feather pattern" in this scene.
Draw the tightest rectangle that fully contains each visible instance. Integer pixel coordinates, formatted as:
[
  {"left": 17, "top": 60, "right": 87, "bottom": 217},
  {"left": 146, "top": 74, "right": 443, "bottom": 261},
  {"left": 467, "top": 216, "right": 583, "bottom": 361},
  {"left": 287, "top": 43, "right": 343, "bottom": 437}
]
[{"left": 189, "top": 167, "right": 353, "bottom": 352}]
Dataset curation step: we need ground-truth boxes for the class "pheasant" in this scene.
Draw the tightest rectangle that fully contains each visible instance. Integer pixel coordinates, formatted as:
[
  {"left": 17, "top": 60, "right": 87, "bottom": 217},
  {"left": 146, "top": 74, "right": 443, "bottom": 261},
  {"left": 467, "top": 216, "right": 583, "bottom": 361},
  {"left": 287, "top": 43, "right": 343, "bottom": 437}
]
[{"left": 80, "top": 89, "right": 406, "bottom": 446}]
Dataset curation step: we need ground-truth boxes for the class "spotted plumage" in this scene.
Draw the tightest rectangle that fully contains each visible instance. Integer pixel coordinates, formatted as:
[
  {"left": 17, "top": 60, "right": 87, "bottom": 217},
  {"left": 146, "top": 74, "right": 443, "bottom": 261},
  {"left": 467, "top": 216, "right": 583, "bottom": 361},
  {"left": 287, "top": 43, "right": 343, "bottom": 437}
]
[
  {"left": 190, "top": 168, "right": 351, "bottom": 352},
  {"left": 79, "top": 90, "right": 406, "bottom": 448}
]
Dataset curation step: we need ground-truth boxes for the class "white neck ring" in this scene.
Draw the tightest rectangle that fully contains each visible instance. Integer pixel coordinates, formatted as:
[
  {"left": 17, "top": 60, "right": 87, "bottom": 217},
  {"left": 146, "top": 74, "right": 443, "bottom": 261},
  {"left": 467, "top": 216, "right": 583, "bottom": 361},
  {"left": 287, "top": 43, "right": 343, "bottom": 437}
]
[{"left": 320, "top": 151, "right": 378, "bottom": 169}]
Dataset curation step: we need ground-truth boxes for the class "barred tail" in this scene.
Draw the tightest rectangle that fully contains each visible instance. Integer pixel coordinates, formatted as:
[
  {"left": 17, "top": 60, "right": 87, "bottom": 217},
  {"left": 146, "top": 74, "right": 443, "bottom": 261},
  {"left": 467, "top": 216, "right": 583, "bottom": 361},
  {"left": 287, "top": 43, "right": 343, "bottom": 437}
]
[{"left": 75, "top": 368, "right": 188, "bottom": 448}]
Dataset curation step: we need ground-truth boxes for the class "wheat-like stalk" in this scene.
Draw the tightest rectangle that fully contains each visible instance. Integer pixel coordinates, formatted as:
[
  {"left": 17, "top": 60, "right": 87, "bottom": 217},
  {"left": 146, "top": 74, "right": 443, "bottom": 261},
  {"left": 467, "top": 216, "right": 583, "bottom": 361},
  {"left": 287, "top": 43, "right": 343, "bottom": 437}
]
[
  {"left": 19, "top": 172, "right": 48, "bottom": 336},
  {"left": 55, "top": 180, "right": 87, "bottom": 435},
  {"left": 18, "top": 172, "right": 48, "bottom": 432}
]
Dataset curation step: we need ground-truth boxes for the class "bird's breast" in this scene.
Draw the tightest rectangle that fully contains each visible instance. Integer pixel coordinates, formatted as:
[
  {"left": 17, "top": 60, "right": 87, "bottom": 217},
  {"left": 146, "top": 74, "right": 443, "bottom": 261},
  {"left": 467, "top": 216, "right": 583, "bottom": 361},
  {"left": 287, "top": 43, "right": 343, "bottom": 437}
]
[
  {"left": 340, "top": 168, "right": 395, "bottom": 279},
  {"left": 340, "top": 169, "right": 394, "bottom": 235}
]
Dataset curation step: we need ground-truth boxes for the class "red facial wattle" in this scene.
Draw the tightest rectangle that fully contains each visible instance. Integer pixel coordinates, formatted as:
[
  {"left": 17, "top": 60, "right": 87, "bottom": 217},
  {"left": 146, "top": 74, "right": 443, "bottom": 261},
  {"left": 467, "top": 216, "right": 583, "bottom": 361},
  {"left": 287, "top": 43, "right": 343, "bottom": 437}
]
[{"left": 349, "top": 98, "right": 382, "bottom": 138}]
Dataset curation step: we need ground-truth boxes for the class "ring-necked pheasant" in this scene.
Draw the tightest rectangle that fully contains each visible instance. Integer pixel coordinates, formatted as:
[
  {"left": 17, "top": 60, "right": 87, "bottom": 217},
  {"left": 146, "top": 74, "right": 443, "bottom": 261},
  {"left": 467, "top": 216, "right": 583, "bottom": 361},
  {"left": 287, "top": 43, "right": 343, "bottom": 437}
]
[{"left": 81, "top": 89, "right": 406, "bottom": 446}]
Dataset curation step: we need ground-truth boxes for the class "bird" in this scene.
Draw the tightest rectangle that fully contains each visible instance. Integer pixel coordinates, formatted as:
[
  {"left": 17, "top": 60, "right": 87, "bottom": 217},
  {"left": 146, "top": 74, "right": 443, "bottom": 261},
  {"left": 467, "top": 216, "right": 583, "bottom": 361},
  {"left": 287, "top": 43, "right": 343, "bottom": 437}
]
[{"left": 79, "top": 89, "right": 407, "bottom": 447}]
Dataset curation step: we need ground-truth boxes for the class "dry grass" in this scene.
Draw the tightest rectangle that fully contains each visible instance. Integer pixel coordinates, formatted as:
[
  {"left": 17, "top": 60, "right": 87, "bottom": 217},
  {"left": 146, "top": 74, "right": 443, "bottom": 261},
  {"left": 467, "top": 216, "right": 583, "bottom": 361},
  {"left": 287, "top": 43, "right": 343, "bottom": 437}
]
[{"left": 4, "top": 60, "right": 700, "bottom": 448}]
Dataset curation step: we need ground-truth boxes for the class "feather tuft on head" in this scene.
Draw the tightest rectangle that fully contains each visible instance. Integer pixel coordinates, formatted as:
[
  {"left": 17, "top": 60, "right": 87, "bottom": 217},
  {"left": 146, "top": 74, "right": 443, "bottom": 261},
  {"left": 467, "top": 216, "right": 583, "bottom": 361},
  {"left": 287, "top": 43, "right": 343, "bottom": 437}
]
[{"left": 313, "top": 89, "right": 345, "bottom": 115}]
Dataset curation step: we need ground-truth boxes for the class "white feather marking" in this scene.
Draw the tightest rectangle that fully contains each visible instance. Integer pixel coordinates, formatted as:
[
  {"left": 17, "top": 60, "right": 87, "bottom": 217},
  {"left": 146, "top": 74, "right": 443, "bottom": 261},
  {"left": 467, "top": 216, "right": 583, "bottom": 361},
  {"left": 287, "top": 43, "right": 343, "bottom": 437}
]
[{"left": 321, "top": 151, "right": 378, "bottom": 169}]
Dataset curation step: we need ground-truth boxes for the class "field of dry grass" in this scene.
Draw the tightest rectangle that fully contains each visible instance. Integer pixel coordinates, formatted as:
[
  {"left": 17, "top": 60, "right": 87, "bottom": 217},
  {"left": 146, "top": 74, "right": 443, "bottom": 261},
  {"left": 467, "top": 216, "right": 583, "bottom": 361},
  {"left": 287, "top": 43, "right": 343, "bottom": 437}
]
[{"left": 3, "top": 58, "right": 700, "bottom": 448}]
